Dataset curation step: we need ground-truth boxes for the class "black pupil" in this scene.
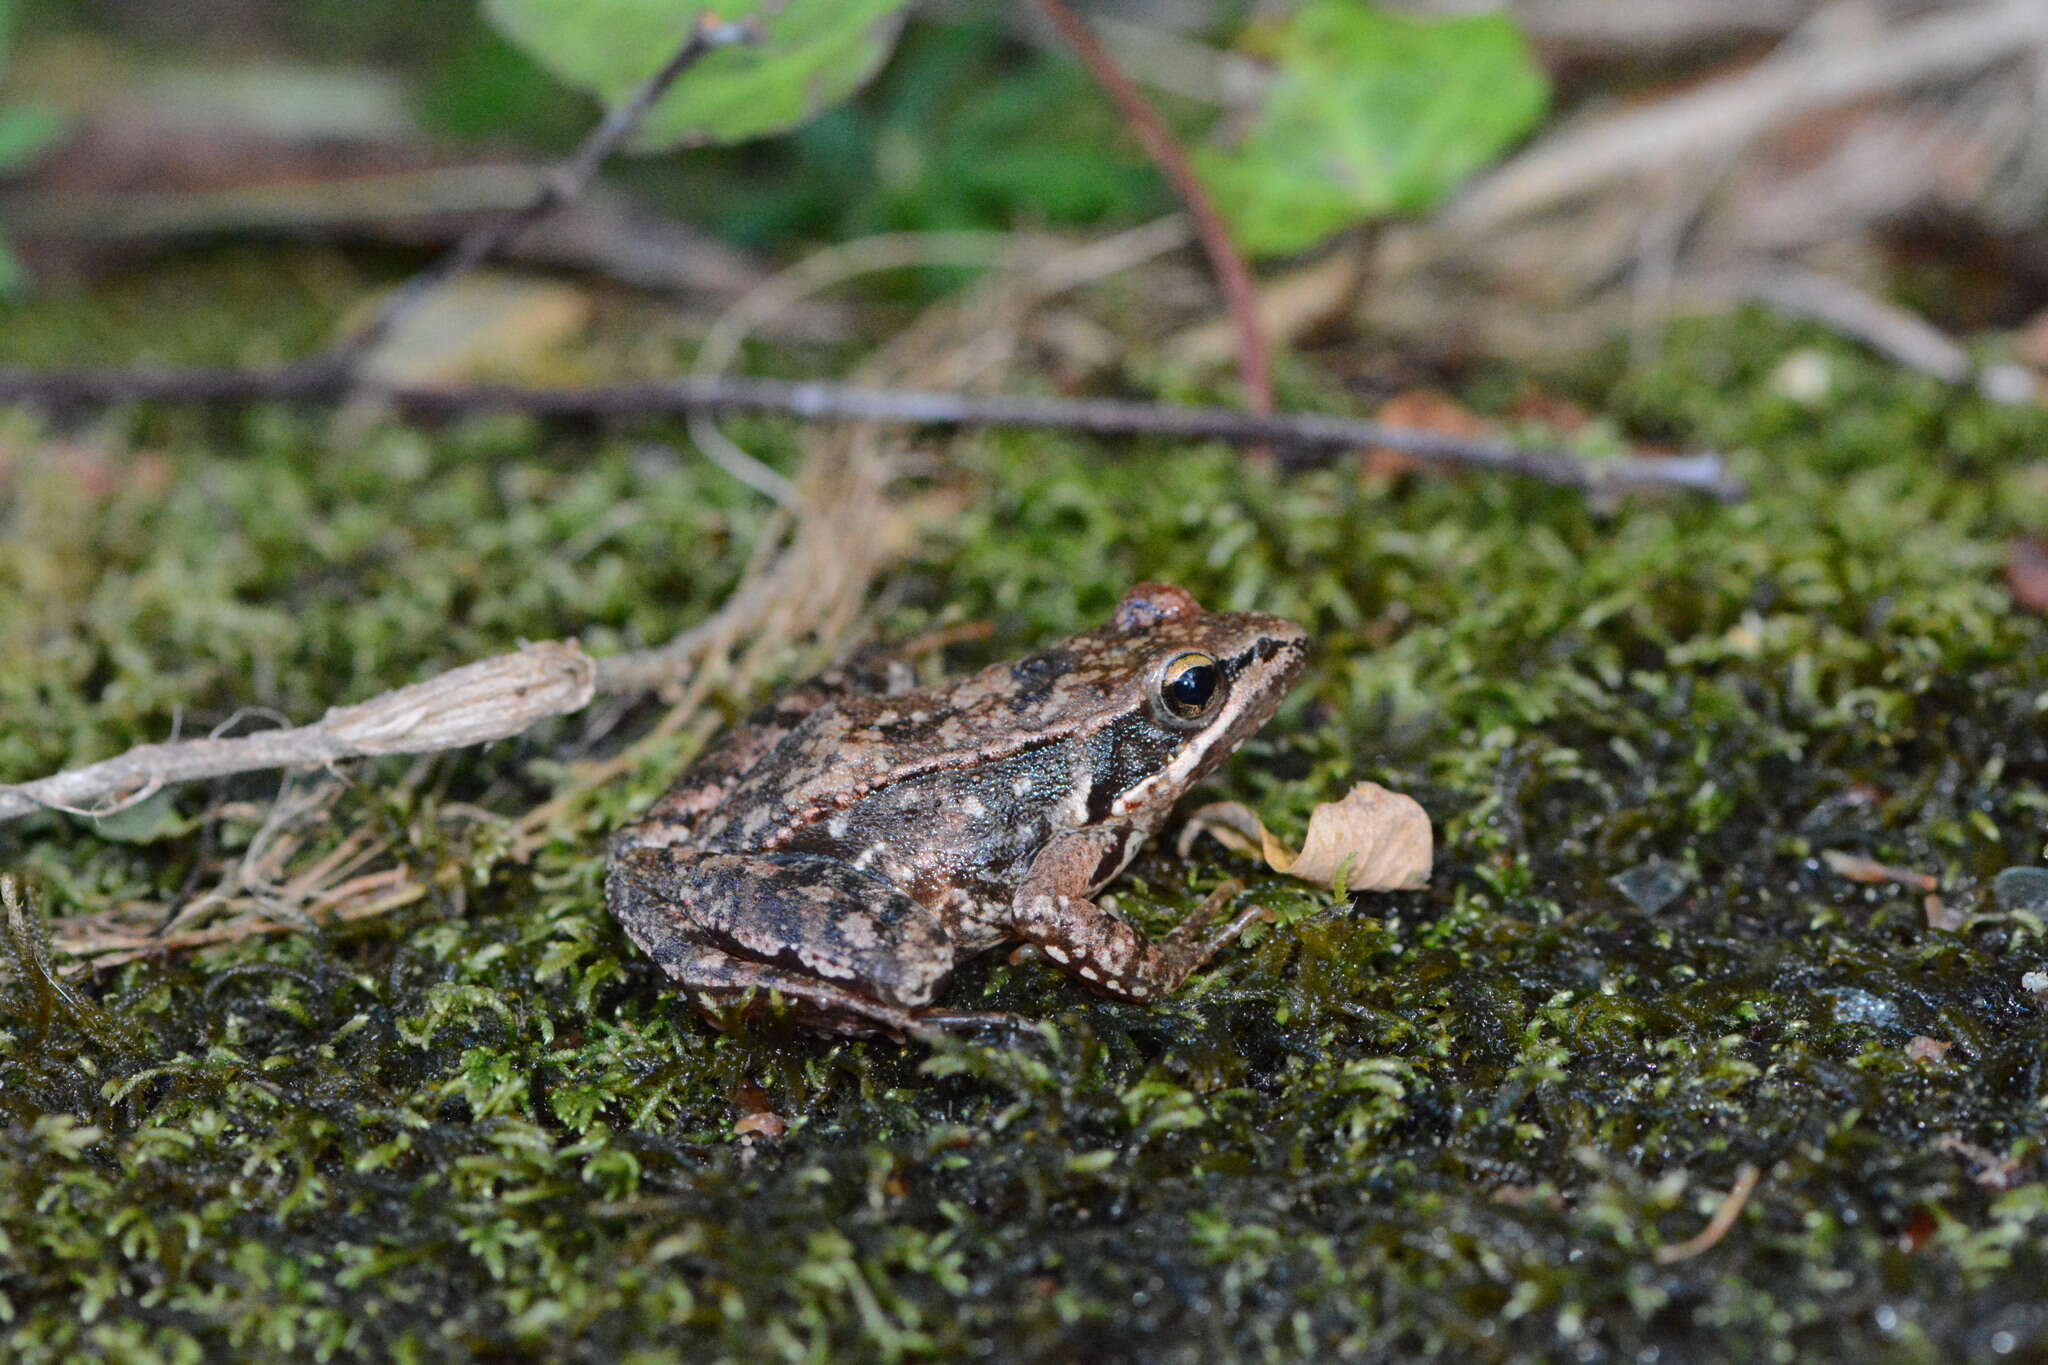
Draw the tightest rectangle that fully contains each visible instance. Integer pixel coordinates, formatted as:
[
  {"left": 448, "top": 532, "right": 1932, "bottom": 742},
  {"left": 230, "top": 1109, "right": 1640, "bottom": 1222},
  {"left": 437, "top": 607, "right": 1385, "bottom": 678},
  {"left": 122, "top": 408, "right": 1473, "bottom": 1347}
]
[{"left": 1165, "top": 661, "right": 1218, "bottom": 714}]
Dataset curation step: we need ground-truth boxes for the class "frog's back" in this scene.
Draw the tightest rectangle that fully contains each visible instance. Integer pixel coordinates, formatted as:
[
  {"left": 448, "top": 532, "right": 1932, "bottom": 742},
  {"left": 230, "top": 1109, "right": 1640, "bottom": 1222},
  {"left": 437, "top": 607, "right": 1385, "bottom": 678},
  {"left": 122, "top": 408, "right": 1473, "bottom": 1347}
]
[{"left": 695, "top": 687, "right": 1079, "bottom": 866}]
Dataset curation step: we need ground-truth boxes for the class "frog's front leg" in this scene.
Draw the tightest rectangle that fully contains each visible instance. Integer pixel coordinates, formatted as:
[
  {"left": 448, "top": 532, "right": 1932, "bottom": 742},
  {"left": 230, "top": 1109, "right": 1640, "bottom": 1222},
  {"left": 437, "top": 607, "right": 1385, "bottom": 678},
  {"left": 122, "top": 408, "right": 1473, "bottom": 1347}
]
[
  {"left": 608, "top": 846, "right": 988, "bottom": 1037},
  {"left": 1008, "top": 830, "right": 1266, "bottom": 1002}
]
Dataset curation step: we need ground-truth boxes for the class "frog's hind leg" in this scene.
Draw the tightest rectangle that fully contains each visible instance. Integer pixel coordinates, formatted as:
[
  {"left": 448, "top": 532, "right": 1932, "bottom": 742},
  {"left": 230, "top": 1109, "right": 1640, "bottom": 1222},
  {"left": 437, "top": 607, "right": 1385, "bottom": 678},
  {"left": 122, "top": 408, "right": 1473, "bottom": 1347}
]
[{"left": 609, "top": 846, "right": 1007, "bottom": 1038}]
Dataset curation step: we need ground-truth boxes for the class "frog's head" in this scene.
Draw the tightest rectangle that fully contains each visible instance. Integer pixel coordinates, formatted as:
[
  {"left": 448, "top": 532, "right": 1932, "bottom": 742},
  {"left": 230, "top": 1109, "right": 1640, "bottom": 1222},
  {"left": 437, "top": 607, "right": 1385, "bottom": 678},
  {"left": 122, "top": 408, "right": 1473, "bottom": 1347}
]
[{"left": 1056, "top": 582, "right": 1309, "bottom": 825}]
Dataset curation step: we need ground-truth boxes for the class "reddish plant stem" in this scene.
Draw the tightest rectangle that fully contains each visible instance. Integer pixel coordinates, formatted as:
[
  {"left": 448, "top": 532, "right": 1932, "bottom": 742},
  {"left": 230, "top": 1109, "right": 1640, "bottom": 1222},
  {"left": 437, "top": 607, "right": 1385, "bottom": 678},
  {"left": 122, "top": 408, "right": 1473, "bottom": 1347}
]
[{"left": 1034, "top": 0, "right": 1272, "bottom": 419}]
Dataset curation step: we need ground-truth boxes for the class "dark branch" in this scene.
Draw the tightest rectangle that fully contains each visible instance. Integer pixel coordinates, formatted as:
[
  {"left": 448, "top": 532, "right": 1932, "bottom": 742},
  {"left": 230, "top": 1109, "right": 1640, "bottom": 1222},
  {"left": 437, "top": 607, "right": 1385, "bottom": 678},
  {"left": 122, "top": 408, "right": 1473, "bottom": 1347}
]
[{"left": 0, "top": 365, "right": 1745, "bottom": 500}]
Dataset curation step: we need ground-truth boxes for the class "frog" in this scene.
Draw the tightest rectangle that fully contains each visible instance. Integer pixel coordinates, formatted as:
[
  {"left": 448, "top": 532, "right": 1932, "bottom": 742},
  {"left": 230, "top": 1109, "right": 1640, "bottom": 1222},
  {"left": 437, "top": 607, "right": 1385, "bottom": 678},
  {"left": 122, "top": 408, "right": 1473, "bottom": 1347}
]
[{"left": 605, "top": 582, "right": 1309, "bottom": 1038}]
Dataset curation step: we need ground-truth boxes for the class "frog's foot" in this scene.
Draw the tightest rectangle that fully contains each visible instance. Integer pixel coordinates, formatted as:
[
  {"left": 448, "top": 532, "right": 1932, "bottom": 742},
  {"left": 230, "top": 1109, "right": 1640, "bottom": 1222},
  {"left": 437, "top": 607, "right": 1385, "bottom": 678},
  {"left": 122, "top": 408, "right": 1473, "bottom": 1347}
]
[
  {"left": 1011, "top": 836, "right": 1268, "bottom": 1004},
  {"left": 1161, "top": 878, "right": 1262, "bottom": 953}
]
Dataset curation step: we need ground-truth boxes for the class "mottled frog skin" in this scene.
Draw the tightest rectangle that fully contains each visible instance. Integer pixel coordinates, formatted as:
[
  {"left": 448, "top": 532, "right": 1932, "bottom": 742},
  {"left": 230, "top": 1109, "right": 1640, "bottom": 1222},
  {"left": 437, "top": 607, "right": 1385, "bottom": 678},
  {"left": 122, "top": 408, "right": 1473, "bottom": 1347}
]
[{"left": 606, "top": 583, "right": 1308, "bottom": 1037}]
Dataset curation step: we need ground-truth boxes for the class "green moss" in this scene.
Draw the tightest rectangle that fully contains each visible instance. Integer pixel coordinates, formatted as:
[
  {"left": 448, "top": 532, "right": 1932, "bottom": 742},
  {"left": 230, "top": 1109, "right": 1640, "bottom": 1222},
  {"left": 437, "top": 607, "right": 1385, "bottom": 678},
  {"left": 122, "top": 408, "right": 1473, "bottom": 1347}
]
[{"left": 3, "top": 258, "right": 2047, "bottom": 1363}]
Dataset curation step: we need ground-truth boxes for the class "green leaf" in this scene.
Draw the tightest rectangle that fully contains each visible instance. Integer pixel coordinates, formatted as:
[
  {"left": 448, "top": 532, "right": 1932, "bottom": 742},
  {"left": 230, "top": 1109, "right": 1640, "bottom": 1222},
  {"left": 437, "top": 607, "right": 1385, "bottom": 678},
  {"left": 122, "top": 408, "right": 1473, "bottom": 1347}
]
[
  {"left": 80, "top": 789, "right": 189, "bottom": 844},
  {"left": 1195, "top": 2, "right": 1549, "bottom": 257},
  {"left": 0, "top": 237, "right": 22, "bottom": 299},
  {"left": 0, "top": 105, "right": 64, "bottom": 170},
  {"left": 482, "top": 0, "right": 912, "bottom": 148}
]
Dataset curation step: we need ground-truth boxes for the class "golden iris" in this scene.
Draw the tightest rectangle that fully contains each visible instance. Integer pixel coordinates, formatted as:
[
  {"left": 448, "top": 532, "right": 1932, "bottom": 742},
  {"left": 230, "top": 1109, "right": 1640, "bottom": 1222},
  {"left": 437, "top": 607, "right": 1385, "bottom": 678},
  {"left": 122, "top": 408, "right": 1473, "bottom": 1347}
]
[{"left": 1159, "top": 652, "right": 1222, "bottom": 719}]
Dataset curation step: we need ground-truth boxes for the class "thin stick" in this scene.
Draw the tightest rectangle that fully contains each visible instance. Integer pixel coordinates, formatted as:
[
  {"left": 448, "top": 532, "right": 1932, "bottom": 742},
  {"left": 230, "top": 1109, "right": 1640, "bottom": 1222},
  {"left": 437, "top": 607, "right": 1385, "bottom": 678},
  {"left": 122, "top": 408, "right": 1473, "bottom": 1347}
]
[
  {"left": 1695, "top": 265, "right": 2039, "bottom": 402},
  {"left": 0, "top": 365, "right": 1744, "bottom": 499},
  {"left": 1653, "top": 1164, "right": 1763, "bottom": 1264},
  {"left": 320, "top": 13, "right": 752, "bottom": 373},
  {"left": 1034, "top": 0, "right": 1272, "bottom": 420}
]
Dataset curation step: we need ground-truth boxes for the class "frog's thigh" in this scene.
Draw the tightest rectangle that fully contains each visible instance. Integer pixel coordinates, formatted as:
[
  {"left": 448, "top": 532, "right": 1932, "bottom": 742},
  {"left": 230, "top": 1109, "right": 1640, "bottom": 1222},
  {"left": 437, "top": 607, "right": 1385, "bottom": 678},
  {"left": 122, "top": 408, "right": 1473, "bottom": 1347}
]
[
  {"left": 608, "top": 847, "right": 958, "bottom": 1009},
  {"left": 1009, "top": 830, "right": 1261, "bottom": 1002},
  {"left": 632, "top": 937, "right": 941, "bottom": 1037}
]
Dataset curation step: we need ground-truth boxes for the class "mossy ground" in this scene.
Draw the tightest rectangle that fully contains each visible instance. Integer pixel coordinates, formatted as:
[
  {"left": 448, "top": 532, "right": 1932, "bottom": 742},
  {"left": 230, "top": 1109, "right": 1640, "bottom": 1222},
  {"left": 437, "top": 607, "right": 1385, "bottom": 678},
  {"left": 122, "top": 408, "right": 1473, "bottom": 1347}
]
[{"left": 3, "top": 249, "right": 2048, "bottom": 1364}]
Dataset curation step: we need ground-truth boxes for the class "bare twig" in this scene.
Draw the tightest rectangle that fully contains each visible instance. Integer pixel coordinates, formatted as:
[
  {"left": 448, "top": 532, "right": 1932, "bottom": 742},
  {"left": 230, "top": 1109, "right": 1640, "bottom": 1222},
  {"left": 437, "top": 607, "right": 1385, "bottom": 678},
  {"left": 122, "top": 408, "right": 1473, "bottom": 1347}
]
[
  {"left": 320, "top": 13, "right": 752, "bottom": 374},
  {"left": 1654, "top": 1164, "right": 1763, "bottom": 1264},
  {"left": 1695, "top": 264, "right": 2039, "bottom": 401},
  {"left": 1034, "top": 0, "right": 1272, "bottom": 421},
  {"left": 682, "top": 218, "right": 1196, "bottom": 505},
  {"left": 0, "top": 364, "right": 1743, "bottom": 499}
]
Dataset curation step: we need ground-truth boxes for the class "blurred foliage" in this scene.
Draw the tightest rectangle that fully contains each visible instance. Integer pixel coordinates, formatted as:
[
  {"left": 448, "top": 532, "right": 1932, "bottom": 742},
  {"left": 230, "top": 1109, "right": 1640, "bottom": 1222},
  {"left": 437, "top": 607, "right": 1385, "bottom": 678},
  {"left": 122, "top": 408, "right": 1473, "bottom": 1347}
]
[
  {"left": 665, "top": 21, "right": 1170, "bottom": 253},
  {"left": 1197, "top": 1, "right": 1548, "bottom": 256},
  {"left": 11, "top": 4, "right": 1545, "bottom": 262},
  {"left": 2, "top": 243, "right": 2048, "bottom": 1358},
  {"left": 483, "top": 0, "right": 912, "bottom": 149},
  {"left": 0, "top": 0, "right": 66, "bottom": 296}
]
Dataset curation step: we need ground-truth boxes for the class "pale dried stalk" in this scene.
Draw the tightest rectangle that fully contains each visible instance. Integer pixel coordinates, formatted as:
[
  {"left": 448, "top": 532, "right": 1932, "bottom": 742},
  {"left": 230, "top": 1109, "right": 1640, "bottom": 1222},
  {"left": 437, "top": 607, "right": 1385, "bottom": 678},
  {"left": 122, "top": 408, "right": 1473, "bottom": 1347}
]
[{"left": 0, "top": 642, "right": 597, "bottom": 825}]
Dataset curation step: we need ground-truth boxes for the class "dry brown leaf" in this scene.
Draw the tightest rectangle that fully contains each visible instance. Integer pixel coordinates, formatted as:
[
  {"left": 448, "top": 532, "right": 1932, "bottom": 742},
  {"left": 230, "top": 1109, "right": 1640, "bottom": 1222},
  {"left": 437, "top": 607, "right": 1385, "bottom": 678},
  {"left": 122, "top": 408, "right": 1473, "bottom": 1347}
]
[
  {"left": 1179, "top": 782, "right": 1432, "bottom": 893},
  {"left": 1821, "top": 849, "right": 1937, "bottom": 891},
  {"left": 1362, "top": 390, "right": 1491, "bottom": 480},
  {"left": 2005, "top": 538, "right": 2048, "bottom": 615},
  {"left": 1924, "top": 894, "right": 1968, "bottom": 932},
  {"left": 733, "top": 1112, "right": 786, "bottom": 1139},
  {"left": 2017, "top": 308, "right": 2048, "bottom": 373},
  {"left": 1905, "top": 1036, "right": 1952, "bottom": 1064},
  {"left": 349, "top": 272, "right": 596, "bottom": 386},
  {"left": 1505, "top": 386, "right": 1592, "bottom": 433}
]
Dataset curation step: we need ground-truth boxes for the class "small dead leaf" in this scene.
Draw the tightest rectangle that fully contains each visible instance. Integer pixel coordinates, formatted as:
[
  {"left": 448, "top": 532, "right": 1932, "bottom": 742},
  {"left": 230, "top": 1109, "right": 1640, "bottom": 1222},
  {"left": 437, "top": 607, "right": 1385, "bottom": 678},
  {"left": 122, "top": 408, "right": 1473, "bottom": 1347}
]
[
  {"left": 2017, "top": 307, "right": 2048, "bottom": 372},
  {"left": 2022, "top": 970, "right": 2048, "bottom": 1005},
  {"left": 1180, "top": 782, "right": 1432, "bottom": 893},
  {"left": 733, "top": 1112, "right": 786, "bottom": 1139},
  {"left": 1505, "top": 386, "right": 1591, "bottom": 433},
  {"left": 349, "top": 272, "right": 595, "bottom": 386},
  {"left": 1821, "top": 849, "right": 1937, "bottom": 891},
  {"left": 2005, "top": 538, "right": 2048, "bottom": 615},
  {"left": 1361, "top": 389, "right": 1490, "bottom": 480},
  {"left": 1923, "top": 894, "right": 1967, "bottom": 932},
  {"left": 1905, "top": 1036, "right": 1952, "bottom": 1064}
]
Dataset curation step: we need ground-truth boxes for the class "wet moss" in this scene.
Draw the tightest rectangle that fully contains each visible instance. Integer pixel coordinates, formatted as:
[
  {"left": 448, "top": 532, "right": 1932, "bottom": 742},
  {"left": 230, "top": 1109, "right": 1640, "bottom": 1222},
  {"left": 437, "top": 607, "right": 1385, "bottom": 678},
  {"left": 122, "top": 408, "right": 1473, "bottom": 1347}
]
[{"left": 2, "top": 265, "right": 2047, "bottom": 1363}]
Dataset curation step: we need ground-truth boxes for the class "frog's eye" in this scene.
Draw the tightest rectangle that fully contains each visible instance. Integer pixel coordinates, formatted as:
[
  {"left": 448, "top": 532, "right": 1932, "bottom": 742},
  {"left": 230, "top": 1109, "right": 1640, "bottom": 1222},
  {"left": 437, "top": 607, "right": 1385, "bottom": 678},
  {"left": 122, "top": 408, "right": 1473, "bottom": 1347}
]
[{"left": 1157, "top": 651, "right": 1223, "bottom": 721}]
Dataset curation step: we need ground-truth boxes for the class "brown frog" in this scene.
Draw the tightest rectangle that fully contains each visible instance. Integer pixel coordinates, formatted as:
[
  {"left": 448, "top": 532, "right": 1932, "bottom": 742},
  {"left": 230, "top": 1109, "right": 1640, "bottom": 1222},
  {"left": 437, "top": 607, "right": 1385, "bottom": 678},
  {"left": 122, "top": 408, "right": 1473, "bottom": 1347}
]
[{"left": 606, "top": 583, "right": 1308, "bottom": 1037}]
